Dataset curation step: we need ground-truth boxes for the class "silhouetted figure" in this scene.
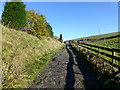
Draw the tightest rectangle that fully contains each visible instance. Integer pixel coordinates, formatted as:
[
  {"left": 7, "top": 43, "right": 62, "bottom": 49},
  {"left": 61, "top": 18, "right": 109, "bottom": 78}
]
[{"left": 59, "top": 34, "right": 63, "bottom": 42}]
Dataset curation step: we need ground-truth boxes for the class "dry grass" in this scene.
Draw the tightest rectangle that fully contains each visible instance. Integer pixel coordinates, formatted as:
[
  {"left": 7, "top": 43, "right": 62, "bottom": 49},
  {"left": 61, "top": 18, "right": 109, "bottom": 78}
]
[
  {"left": 1, "top": 25, "right": 63, "bottom": 88},
  {"left": 0, "top": 24, "right": 2, "bottom": 89}
]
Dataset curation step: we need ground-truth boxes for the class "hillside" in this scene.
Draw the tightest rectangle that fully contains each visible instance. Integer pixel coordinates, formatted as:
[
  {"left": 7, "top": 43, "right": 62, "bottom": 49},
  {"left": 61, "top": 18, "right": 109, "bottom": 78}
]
[
  {"left": 73, "top": 32, "right": 119, "bottom": 41},
  {"left": 71, "top": 32, "right": 120, "bottom": 67},
  {"left": 88, "top": 38, "right": 120, "bottom": 49},
  {"left": 72, "top": 32, "right": 120, "bottom": 49},
  {"left": 1, "top": 24, "right": 63, "bottom": 88},
  {"left": 87, "top": 32, "right": 120, "bottom": 49}
]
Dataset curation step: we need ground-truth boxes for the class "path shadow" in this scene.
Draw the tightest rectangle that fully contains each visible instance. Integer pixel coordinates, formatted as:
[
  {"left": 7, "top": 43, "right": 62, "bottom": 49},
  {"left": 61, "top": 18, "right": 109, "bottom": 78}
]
[
  {"left": 64, "top": 45, "right": 75, "bottom": 89},
  {"left": 70, "top": 45, "right": 104, "bottom": 89}
]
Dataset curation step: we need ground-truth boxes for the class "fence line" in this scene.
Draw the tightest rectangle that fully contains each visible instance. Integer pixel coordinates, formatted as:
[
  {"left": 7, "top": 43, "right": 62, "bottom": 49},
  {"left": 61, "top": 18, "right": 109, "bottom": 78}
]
[{"left": 76, "top": 43, "right": 120, "bottom": 69}]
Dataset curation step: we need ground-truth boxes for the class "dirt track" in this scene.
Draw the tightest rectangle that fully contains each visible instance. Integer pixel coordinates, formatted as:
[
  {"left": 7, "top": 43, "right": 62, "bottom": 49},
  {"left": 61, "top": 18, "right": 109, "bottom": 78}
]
[{"left": 30, "top": 45, "right": 103, "bottom": 89}]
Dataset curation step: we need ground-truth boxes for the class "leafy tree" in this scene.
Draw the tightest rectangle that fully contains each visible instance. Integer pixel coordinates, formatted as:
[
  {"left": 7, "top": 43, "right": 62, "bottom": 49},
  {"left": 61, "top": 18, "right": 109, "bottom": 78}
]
[
  {"left": 1, "top": 0, "right": 27, "bottom": 30},
  {"left": 25, "top": 10, "right": 53, "bottom": 39},
  {"left": 46, "top": 23, "right": 54, "bottom": 37}
]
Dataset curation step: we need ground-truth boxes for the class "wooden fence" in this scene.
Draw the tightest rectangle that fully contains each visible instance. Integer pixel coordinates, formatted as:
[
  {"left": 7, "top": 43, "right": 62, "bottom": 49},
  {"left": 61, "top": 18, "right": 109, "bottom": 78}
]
[{"left": 77, "top": 43, "right": 120, "bottom": 70}]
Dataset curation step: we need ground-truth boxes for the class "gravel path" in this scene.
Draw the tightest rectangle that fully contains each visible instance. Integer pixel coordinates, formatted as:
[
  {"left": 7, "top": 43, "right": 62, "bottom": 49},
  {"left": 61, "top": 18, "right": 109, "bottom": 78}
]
[{"left": 30, "top": 45, "right": 103, "bottom": 89}]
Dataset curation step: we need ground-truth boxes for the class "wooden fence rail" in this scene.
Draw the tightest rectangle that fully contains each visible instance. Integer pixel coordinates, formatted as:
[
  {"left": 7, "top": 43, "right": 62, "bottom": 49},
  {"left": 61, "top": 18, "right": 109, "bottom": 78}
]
[{"left": 77, "top": 43, "right": 120, "bottom": 69}]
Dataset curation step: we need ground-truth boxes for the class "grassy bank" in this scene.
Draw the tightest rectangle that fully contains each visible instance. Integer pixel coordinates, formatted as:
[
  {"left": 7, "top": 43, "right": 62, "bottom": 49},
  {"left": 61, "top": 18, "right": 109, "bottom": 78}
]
[{"left": 1, "top": 25, "right": 63, "bottom": 88}]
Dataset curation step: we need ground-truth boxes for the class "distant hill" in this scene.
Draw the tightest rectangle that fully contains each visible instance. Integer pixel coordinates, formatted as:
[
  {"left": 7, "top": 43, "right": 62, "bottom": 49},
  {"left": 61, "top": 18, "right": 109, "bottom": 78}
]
[{"left": 73, "top": 32, "right": 119, "bottom": 41}]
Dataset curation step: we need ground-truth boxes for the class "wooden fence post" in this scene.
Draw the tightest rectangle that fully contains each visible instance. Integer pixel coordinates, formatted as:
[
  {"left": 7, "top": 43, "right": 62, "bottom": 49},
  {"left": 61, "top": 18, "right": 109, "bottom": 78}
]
[
  {"left": 98, "top": 46, "right": 100, "bottom": 56},
  {"left": 112, "top": 50, "right": 115, "bottom": 64}
]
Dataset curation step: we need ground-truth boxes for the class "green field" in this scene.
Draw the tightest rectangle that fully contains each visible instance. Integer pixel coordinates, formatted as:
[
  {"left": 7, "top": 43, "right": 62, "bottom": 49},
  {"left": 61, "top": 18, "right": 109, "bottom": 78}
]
[
  {"left": 72, "top": 32, "right": 120, "bottom": 67},
  {"left": 79, "top": 43, "right": 120, "bottom": 66},
  {"left": 73, "top": 31, "right": 120, "bottom": 50},
  {"left": 73, "top": 32, "right": 119, "bottom": 42},
  {"left": 88, "top": 37, "right": 120, "bottom": 49},
  {"left": 88, "top": 36, "right": 120, "bottom": 66}
]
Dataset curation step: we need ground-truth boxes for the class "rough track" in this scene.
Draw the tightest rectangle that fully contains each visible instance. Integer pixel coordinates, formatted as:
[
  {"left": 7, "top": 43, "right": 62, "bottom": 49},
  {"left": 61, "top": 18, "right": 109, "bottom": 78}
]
[{"left": 30, "top": 45, "right": 103, "bottom": 89}]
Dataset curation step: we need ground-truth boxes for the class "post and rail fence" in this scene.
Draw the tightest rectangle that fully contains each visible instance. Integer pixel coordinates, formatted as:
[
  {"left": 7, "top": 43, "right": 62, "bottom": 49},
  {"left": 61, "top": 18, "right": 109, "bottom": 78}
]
[{"left": 74, "top": 43, "right": 120, "bottom": 70}]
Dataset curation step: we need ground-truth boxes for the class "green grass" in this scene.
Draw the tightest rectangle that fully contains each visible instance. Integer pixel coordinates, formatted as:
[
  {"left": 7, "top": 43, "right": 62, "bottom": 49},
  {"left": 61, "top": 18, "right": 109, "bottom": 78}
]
[
  {"left": 72, "top": 44, "right": 120, "bottom": 88},
  {"left": 88, "top": 37, "right": 120, "bottom": 60},
  {"left": 1, "top": 25, "right": 63, "bottom": 88},
  {"left": 71, "top": 31, "right": 120, "bottom": 67},
  {"left": 9, "top": 49, "right": 59, "bottom": 88},
  {"left": 71, "top": 32, "right": 120, "bottom": 87},
  {"left": 73, "top": 32, "right": 119, "bottom": 41},
  {"left": 88, "top": 37, "right": 120, "bottom": 65},
  {"left": 89, "top": 38, "right": 120, "bottom": 49},
  {"left": 79, "top": 44, "right": 120, "bottom": 66}
]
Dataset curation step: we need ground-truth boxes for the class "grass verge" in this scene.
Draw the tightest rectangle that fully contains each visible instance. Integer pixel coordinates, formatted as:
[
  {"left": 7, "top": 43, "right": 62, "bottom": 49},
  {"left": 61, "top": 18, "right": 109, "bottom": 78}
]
[
  {"left": 8, "top": 48, "right": 61, "bottom": 88},
  {"left": 1, "top": 24, "right": 63, "bottom": 88}
]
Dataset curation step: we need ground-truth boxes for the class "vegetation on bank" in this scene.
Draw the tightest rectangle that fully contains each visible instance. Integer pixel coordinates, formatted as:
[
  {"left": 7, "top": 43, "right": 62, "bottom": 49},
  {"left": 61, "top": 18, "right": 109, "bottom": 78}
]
[
  {"left": 1, "top": 25, "right": 63, "bottom": 88},
  {"left": 1, "top": 0, "right": 64, "bottom": 88},
  {"left": 70, "top": 44, "right": 120, "bottom": 88}
]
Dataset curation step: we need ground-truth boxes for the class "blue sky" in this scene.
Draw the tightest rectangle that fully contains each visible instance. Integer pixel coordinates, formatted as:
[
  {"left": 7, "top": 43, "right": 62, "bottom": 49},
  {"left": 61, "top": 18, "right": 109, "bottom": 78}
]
[{"left": 0, "top": 2, "right": 118, "bottom": 40}]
